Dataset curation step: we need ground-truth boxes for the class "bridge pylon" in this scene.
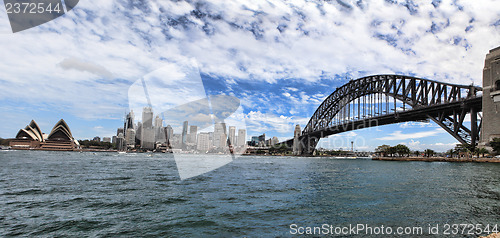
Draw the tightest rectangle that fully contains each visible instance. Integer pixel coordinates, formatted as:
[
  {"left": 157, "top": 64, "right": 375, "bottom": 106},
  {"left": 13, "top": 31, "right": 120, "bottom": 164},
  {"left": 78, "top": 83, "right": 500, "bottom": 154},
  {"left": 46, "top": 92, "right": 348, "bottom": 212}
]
[{"left": 480, "top": 46, "right": 500, "bottom": 149}]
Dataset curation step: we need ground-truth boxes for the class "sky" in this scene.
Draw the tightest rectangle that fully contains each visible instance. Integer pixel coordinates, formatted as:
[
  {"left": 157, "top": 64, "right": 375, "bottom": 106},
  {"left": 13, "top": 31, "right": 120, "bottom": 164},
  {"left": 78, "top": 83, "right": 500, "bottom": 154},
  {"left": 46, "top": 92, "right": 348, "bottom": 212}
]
[{"left": 0, "top": 0, "right": 499, "bottom": 152}]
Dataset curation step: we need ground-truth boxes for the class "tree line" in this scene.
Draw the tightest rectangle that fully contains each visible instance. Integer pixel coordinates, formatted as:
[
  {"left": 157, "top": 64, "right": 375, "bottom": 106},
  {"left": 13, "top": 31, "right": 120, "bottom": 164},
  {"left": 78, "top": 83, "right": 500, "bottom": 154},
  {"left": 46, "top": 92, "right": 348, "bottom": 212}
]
[
  {"left": 376, "top": 139, "right": 500, "bottom": 158},
  {"left": 375, "top": 144, "right": 436, "bottom": 157}
]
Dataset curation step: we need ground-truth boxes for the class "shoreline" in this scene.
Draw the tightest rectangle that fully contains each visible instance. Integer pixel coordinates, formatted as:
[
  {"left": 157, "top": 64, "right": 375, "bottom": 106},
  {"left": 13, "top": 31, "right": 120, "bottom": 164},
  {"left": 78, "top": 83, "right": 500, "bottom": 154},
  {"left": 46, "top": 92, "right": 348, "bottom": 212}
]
[{"left": 373, "top": 156, "right": 500, "bottom": 163}]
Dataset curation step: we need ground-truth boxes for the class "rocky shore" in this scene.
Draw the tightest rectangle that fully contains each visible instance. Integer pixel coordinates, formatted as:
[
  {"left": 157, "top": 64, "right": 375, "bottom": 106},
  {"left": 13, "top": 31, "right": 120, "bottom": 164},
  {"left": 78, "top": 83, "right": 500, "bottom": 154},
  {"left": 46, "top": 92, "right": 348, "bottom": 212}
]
[
  {"left": 481, "top": 233, "right": 500, "bottom": 238},
  {"left": 373, "top": 156, "right": 500, "bottom": 163}
]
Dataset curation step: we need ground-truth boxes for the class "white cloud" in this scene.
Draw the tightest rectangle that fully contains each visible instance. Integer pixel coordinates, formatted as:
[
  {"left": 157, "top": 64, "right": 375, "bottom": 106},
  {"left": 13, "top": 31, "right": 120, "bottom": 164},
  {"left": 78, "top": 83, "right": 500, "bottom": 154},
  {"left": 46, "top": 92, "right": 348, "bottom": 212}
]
[
  {"left": 399, "top": 121, "right": 437, "bottom": 128},
  {"left": 377, "top": 128, "right": 444, "bottom": 140},
  {"left": 245, "top": 110, "right": 309, "bottom": 134},
  {"left": 58, "top": 57, "right": 113, "bottom": 79},
  {"left": 405, "top": 139, "right": 458, "bottom": 152},
  {"left": 0, "top": 0, "right": 499, "bottom": 134}
]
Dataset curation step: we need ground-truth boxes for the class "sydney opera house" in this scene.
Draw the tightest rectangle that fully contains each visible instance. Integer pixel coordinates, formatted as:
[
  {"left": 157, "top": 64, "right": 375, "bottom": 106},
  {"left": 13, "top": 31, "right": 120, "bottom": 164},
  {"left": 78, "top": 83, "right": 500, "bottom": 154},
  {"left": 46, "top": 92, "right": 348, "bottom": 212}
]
[{"left": 9, "top": 119, "right": 79, "bottom": 151}]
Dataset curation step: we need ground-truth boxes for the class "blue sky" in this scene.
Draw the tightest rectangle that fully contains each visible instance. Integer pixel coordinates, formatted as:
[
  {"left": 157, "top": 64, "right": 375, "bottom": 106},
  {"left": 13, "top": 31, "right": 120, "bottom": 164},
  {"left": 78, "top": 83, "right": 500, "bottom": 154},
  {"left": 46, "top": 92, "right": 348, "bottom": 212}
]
[{"left": 0, "top": 0, "right": 499, "bottom": 152}]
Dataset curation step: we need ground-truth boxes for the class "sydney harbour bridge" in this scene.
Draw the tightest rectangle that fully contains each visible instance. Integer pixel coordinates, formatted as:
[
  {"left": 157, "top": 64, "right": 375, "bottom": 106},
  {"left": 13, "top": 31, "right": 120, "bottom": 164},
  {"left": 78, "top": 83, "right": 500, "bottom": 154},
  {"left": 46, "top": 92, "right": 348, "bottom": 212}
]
[{"left": 282, "top": 47, "right": 500, "bottom": 155}]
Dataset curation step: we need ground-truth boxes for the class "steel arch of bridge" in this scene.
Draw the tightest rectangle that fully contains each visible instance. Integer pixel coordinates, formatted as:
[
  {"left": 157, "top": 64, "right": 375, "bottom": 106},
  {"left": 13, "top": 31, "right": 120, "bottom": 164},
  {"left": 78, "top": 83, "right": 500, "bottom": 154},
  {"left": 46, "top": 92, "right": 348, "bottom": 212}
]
[{"left": 296, "top": 75, "right": 482, "bottom": 154}]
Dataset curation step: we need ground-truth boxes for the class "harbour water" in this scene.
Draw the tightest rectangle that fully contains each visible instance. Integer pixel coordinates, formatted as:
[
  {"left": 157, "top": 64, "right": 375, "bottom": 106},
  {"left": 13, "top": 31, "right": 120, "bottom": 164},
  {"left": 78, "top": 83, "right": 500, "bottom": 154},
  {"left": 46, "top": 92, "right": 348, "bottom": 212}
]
[{"left": 1, "top": 150, "right": 500, "bottom": 237}]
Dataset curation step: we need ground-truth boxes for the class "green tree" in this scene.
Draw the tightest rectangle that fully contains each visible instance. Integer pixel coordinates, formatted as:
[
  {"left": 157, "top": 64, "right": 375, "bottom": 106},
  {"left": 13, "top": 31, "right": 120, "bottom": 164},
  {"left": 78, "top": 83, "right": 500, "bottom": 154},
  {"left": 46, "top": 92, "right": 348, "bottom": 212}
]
[
  {"left": 424, "top": 149, "right": 435, "bottom": 158},
  {"left": 394, "top": 144, "right": 411, "bottom": 157},
  {"left": 454, "top": 144, "right": 470, "bottom": 153},
  {"left": 0, "top": 137, "right": 10, "bottom": 146},
  {"left": 414, "top": 150, "right": 421, "bottom": 157},
  {"left": 388, "top": 146, "right": 397, "bottom": 157},
  {"left": 269, "top": 144, "right": 290, "bottom": 155},
  {"left": 476, "top": 147, "right": 489, "bottom": 157},
  {"left": 375, "top": 145, "right": 391, "bottom": 157},
  {"left": 489, "top": 138, "right": 500, "bottom": 155},
  {"left": 446, "top": 149, "right": 455, "bottom": 158}
]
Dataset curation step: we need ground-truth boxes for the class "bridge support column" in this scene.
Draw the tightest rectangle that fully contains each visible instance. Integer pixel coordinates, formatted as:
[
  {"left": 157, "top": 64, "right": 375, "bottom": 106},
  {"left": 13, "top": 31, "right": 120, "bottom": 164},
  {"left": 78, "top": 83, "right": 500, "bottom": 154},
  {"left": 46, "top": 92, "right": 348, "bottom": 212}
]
[
  {"left": 480, "top": 46, "right": 500, "bottom": 148},
  {"left": 298, "top": 135, "right": 319, "bottom": 156}
]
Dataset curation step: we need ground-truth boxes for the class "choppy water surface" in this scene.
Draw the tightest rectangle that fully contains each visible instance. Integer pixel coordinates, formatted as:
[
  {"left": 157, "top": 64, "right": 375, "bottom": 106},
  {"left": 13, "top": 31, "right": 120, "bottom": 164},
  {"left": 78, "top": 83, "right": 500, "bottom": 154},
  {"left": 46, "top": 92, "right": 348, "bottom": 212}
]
[{"left": 1, "top": 150, "right": 500, "bottom": 237}]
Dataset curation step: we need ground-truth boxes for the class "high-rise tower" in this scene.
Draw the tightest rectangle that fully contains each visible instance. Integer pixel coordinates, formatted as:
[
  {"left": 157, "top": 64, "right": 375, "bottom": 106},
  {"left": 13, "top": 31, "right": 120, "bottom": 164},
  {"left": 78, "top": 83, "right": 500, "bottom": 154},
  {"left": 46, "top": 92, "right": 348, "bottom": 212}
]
[{"left": 141, "top": 107, "right": 155, "bottom": 150}]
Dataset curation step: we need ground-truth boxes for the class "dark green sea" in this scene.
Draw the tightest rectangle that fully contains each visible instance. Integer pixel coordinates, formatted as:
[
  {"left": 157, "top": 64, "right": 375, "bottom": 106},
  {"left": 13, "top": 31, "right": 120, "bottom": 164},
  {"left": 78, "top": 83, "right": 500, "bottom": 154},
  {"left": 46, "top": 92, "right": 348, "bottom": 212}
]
[{"left": 1, "top": 150, "right": 500, "bottom": 237}]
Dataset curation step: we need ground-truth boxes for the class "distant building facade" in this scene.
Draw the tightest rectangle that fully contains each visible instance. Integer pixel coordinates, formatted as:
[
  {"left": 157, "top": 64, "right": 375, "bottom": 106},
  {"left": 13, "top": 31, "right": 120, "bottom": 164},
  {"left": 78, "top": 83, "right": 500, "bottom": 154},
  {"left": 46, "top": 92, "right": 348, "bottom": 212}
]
[{"left": 10, "top": 119, "right": 78, "bottom": 151}]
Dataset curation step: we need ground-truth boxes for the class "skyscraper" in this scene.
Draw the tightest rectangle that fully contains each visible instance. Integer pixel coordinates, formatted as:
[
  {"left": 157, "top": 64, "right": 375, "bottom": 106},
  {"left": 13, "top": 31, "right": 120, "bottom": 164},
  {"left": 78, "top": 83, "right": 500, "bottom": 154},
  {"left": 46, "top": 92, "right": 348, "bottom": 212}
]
[
  {"left": 154, "top": 115, "right": 165, "bottom": 142},
  {"left": 154, "top": 115, "right": 162, "bottom": 128},
  {"left": 142, "top": 107, "right": 153, "bottom": 128},
  {"left": 197, "top": 132, "right": 211, "bottom": 152},
  {"left": 117, "top": 132, "right": 125, "bottom": 151},
  {"left": 237, "top": 129, "right": 246, "bottom": 147},
  {"left": 141, "top": 107, "right": 155, "bottom": 150},
  {"left": 181, "top": 121, "right": 188, "bottom": 149},
  {"left": 124, "top": 110, "right": 135, "bottom": 131},
  {"left": 189, "top": 125, "right": 198, "bottom": 144},
  {"left": 125, "top": 128, "right": 135, "bottom": 147},
  {"left": 165, "top": 125, "right": 173, "bottom": 146},
  {"left": 214, "top": 122, "right": 227, "bottom": 149},
  {"left": 228, "top": 126, "right": 236, "bottom": 146},
  {"left": 123, "top": 110, "right": 135, "bottom": 142}
]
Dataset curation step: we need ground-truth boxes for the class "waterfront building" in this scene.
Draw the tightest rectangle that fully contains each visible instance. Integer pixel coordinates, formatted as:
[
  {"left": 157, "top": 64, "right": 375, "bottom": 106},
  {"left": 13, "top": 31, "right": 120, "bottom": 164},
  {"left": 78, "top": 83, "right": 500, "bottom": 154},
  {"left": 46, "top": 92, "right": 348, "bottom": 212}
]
[
  {"left": 39, "top": 119, "right": 79, "bottom": 151},
  {"left": 93, "top": 136, "right": 101, "bottom": 142},
  {"left": 237, "top": 129, "right": 246, "bottom": 147},
  {"left": 116, "top": 133, "right": 125, "bottom": 151},
  {"left": 9, "top": 120, "right": 44, "bottom": 149},
  {"left": 102, "top": 137, "right": 111, "bottom": 143}
]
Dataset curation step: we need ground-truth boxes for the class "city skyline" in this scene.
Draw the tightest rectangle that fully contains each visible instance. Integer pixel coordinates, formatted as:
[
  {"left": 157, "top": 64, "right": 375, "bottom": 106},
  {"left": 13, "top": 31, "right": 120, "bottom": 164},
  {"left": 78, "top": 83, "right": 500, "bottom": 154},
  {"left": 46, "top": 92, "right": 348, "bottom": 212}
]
[
  {"left": 112, "top": 106, "right": 250, "bottom": 152},
  {"left": 1, "top": 1, "right": 500, "bottom": 152}
]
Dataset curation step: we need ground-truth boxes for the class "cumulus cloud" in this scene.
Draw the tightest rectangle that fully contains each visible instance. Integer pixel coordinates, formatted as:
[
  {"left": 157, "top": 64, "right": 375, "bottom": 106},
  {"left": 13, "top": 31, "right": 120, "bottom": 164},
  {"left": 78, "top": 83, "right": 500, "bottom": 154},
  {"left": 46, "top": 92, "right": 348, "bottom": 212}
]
[
  {"left": 245, "top": 110, "right": 309, "bottom": 134},
  {"left": 0, "top": 0, "right": 499, "bottom": 139},
  {"left": 59, "top": 57, "right": 113, "bottom": 79}
]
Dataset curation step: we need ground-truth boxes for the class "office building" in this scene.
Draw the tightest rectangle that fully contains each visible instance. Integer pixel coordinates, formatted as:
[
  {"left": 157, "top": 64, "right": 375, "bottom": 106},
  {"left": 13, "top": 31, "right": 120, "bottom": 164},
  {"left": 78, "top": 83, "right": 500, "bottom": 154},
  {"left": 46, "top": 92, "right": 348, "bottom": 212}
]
[
  {"left": 214, "top": 122, "right": 227, "bottom": 148},
  {"left": 237, "top": 129, "right": 246, "bottom": 147},
  {"left": 189, "top": 125, "right": 198, "bottom": 144},
  {"left": 165, "top": 125, "right": 173, "bottom": 145},
  {"left": 181, "top": 121, "right": 188, "bottom": 149},
  {"left": 141, "top": 107, "right": 155, "bottom": 150},
  {"left": 197, "top": 132, "right": 211, "bottom": 152},
  {"left": 228, "top": 126, "right": 236, "bottom": 146}
]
